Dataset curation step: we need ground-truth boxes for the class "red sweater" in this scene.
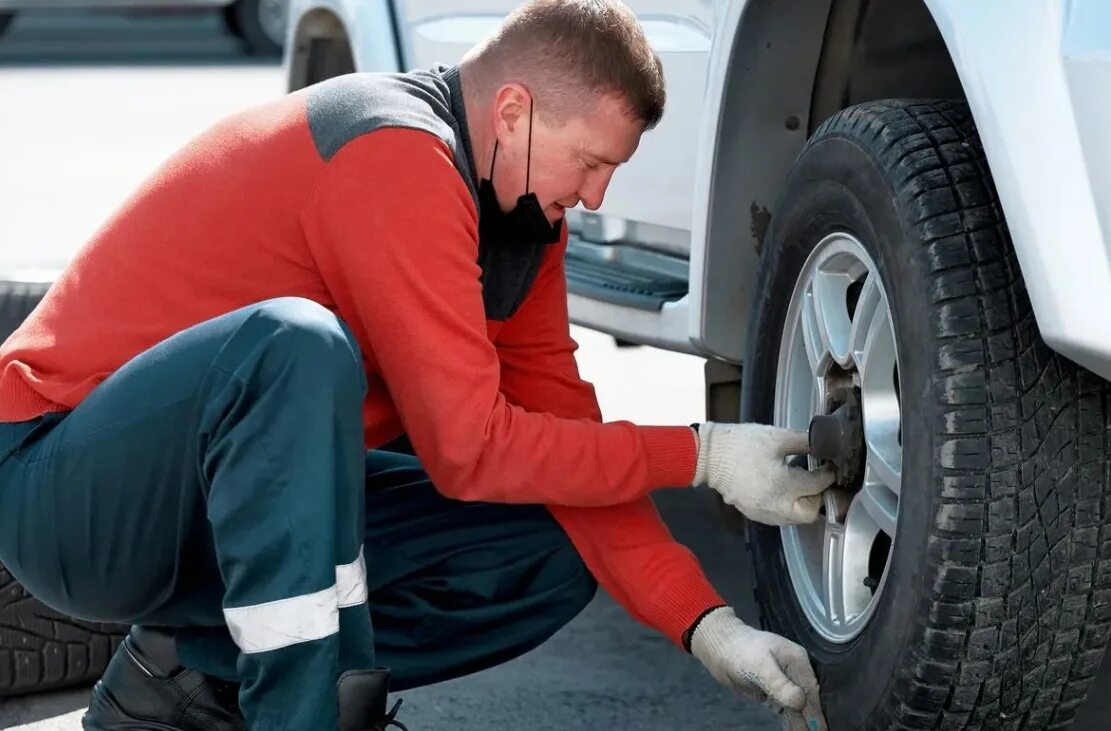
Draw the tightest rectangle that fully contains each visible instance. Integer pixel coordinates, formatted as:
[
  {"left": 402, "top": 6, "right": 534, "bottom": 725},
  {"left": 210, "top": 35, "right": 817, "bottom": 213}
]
[{"left": 0, "top": 71, "right": 725, "bottom": 645}]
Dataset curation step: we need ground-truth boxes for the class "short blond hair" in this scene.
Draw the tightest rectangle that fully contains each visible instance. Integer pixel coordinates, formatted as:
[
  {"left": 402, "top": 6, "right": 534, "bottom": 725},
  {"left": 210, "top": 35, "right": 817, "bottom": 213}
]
[{"left": 465, "top": 0, "right": 666, "bottom": 129}]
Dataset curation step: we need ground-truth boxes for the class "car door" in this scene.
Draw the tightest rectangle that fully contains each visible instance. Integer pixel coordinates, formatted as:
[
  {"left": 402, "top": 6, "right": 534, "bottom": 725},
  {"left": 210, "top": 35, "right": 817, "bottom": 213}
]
[{"left": 391, "top": 0, "right": 719, "bottom": 257}]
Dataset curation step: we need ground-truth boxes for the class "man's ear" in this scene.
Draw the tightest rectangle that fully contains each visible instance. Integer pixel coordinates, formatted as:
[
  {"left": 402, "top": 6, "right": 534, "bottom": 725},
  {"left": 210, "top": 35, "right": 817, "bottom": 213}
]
[{"left": 491, "top": 83, "right": 531, "bottom": 142}]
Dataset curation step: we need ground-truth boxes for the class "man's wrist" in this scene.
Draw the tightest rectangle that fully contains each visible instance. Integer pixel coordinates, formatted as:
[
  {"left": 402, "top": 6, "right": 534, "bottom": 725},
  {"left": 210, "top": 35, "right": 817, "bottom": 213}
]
[
  {"left": 690, "top": 422, "right": 708, "bottom": 486},
  {"left": 681, "top": 603, "right": 729, "bottom": 653}
]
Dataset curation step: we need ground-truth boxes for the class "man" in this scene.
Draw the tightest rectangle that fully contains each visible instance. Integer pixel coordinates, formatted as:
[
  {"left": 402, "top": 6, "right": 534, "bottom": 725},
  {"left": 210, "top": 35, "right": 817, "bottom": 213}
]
[{"left": 0, "top": 0, "right": 833, "bottom": 728}]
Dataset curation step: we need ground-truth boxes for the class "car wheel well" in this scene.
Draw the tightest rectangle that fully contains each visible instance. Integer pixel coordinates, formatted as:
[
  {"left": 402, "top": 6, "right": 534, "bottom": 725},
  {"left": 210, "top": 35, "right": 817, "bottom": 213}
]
[
  {"left": 286, "top": 9, "right": 355, "bottom": 92},
  {"left": 697, "top": 0, "right": 968, "bottom": 363},
  {"left": 811, "top": 0, "right": 965, "bottom": 129}
]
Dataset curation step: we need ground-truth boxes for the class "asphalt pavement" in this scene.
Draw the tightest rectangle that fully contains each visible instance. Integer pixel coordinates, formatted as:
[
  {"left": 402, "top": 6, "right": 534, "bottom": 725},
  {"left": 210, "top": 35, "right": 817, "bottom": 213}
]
[{"left": 0, "top": 9, "right": 778, "bottom": 730}]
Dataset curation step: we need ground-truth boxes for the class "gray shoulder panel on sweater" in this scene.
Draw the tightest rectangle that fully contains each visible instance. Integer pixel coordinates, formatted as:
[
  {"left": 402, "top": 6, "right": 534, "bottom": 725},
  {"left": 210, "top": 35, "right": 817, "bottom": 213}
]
[{"left": 306, "top": 68, "right": 477, "bottom": 205}]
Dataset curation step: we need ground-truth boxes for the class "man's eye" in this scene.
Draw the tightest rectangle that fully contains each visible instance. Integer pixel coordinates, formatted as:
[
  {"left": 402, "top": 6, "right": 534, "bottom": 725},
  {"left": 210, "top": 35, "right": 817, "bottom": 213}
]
[{"left": 583, "top": 159, "right": 599, "bottom": 170}]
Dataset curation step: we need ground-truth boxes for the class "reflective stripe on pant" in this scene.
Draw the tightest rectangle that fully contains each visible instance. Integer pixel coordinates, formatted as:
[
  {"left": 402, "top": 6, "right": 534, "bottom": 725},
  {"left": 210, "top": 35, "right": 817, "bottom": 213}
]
[
  {"left": 170, "top": 447, "right": 599, "bottom": 695},
  {"left": 0, "top": 298, "right": 375, "bottom": 730}
]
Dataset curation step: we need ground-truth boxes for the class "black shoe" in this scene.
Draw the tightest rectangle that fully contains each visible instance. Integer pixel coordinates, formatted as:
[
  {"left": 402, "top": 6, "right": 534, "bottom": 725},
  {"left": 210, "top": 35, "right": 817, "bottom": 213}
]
[
  {"left": 82, "top": 626, "right": 246, "bottom": 731},
  {"left": 337, "top": 669, "right": 407, "bottom": 731}
]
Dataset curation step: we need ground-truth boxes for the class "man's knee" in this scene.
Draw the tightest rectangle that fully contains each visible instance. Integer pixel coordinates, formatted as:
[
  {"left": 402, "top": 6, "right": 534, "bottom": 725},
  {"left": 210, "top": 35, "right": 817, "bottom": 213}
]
[{"left": 226, "top": 297, "right": 365, "bottom": 396}]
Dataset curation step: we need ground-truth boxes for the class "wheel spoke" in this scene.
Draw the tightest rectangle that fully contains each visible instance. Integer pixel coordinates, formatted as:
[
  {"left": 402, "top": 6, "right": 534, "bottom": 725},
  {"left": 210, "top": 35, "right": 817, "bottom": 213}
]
[
  {"left": 842, "top": 494, "right": 888, "bottom": 620},
  {"left": 822, "top": 522, "right": 847, "bottom": 627},
  {"left": 800, "top": 287, "right": 832, "bottom": 378},
  {"left": 810, "top": 262, "right": 864, "bottom": 368},
  {"left": 847, "top": 275, "right": 881, "bottom": 370},
  {"left": 823, "top": 487, "right": 854, "bottom": 525},
  {"left": 855, "top": 479, "right": 898, "bottom": 538},
  {"left": 859, "top": 303, "right": 902, "bottom": 496},
  {"left": 866, "top": 434, "right": 902, "bottom": 496}
]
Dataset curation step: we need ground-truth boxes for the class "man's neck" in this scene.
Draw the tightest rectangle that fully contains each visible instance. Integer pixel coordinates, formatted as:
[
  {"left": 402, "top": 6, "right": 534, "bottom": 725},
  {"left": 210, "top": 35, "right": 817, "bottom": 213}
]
[{"left": 458, "top": 61, "right": 494, "bottom": 181}]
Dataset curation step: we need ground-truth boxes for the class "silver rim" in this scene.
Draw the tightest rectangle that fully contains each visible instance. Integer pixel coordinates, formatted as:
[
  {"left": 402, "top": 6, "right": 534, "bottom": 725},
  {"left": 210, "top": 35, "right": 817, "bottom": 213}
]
[
  {"left": 257, "top": 0, "right": 287, "bottom": 47},
  {"left": 774, "top": 232, "right": 902, "bottom": 643}
]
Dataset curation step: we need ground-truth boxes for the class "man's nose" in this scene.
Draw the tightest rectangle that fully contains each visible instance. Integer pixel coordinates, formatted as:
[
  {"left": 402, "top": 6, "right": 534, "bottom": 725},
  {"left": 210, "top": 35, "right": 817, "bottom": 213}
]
[{"left": 578, "top": 168, "right": 616, "bottom": 211}]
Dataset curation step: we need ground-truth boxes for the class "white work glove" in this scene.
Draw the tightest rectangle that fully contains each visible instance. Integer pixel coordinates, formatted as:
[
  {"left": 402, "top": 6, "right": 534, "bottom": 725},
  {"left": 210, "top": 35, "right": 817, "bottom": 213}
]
[
  {"left": 690, "top": 606, "right": 826, "bottom": 729},
  {"left": 692, "top": 422, "right": 833, "bottom": 526}
]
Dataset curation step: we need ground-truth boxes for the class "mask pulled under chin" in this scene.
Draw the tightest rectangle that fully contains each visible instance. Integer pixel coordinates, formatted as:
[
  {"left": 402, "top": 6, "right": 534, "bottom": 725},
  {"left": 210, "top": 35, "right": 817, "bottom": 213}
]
[{"left": 478, "top": 177, "right": 562, "bottom": 247}]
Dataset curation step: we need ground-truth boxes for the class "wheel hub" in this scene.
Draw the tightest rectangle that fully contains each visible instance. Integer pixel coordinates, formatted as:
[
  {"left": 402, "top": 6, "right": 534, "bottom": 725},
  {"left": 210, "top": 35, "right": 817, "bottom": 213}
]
[{"left": 808, "top": 388, "right": 865, "bottom": 490}]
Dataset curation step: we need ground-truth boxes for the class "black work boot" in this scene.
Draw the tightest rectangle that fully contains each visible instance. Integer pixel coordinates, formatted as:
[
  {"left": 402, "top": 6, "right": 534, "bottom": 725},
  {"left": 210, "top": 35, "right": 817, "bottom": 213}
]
[
  {"left": 338, "top": 669, "right": 408, "bottom": 731},
  {"left": 82, "top": 626, "right": 246, "bottom": 731}
]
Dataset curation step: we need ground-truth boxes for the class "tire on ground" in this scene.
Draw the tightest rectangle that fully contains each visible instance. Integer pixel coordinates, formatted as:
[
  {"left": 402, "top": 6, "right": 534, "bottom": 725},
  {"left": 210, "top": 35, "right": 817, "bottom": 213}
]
[
  {"left": 0, "top": 280, "right": 127, "bottom": 697},
  {"left": 741, "top": 100, "right": 1111, "bottom": 729},
  {"left": 0, "top": 12, "right": 16, "bottom": 41},
  {"left": 224, "top": 0, "right": 283, "bottom": 57}
]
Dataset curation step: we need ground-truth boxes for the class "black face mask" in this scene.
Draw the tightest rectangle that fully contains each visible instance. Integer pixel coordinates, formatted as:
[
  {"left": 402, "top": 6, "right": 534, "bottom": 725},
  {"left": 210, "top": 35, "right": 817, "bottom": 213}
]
[{"left": 477, "top": 101, "right": 562, "bottom": 247}]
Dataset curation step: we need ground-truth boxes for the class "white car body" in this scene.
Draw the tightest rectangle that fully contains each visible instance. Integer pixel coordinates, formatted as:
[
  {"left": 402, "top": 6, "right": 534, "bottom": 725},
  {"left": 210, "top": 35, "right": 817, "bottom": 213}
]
[{"left": 283, "top": 0, "right": 1111, "bottom": 382}]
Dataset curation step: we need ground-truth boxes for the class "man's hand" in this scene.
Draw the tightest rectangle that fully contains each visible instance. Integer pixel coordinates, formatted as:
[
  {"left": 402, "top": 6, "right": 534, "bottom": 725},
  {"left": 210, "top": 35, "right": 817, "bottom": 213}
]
[
  {"left": 690, "top": 607, "right": 825, "bottom": 728},
  {"left": 692, "top": 422, "right": 833, "bottom": 526}
]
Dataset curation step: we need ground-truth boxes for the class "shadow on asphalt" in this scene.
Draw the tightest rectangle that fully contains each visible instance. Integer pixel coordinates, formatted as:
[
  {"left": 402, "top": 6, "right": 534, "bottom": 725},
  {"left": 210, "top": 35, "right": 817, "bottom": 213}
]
[{"left": 0, "top": 688, "right": 88, "bottom": 728}]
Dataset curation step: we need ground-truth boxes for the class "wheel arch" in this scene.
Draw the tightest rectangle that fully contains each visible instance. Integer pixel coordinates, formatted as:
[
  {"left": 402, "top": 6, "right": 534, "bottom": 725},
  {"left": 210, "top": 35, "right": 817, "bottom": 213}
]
[
  {"left": 690, "top": 0, "right": 965, "bottom": 364},
  {"left": 285, "top": 0, "right": 402, "bottom": 93}
]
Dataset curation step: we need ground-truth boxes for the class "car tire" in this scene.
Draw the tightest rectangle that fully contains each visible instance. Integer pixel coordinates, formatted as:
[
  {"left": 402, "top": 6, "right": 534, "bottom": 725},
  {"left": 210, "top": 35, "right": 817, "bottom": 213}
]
[
  {"left": 0, "top": 281, "right": 128, "bottom": 697},
  {"left": 741, "top": 99, "right": 1111, "bottom": 729},
  {"left": 0, "top": 12, "right": 15, "bottom": 40},
  {"left": 224, "top": 0, "right": 284, "bottom": 57},
  {"left": 0, "top": 281, "right": 49, "bottom": 340}
]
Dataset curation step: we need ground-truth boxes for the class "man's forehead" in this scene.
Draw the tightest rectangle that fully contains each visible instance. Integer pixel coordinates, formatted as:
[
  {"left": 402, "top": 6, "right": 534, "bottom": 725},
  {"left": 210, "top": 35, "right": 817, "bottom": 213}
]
[{"left": 569, "top": 103, "right": 643, "bottom": 162}]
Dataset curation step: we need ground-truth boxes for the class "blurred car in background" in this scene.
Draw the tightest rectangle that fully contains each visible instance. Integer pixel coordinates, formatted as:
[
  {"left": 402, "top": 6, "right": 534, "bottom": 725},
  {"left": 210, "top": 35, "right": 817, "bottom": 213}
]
[{"left": 0, "top": 0, "right": 288, "bottom": 55}]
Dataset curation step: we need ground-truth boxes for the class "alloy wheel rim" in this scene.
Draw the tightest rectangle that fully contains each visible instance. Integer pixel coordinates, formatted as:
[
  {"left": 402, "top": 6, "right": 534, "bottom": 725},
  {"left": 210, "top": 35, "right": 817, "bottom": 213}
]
[{"left": 774, "top": 231, "right": 903, "bottom": 644}]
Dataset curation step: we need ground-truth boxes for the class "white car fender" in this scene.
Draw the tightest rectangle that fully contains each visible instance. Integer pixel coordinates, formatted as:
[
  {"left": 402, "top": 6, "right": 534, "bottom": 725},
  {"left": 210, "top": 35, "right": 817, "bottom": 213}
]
[
  {"left": 922, "top": 0, "right": 1111, "bottom": 381},
  {"left": 686, "top": 0, "right": 831, "bottom": 365},
  {"left": 285, "top": 0, "right": 402, "bottom": 81},
  {"left": 689, "top": 0, "right": 1111, "bottom": 380}
]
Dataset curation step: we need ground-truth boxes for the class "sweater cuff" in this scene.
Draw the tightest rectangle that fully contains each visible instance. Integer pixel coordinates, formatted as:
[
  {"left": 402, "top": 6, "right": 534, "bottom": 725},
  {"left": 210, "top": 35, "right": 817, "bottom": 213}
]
[
  {"left": 650, "top": 569, "right": 728, "bottom": 647},
  {"left": 640, "top": 426, "right": 698, "bottom": 488},
  {"left": 681, "top": 604, "right": 730, "bottom": 653}
]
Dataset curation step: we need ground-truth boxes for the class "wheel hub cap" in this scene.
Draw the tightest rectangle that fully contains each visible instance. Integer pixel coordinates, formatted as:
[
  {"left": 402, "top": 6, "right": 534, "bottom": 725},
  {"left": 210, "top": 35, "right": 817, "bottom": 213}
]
[{"left": 808, "top": 387, "right": 865, "bottom": 490}]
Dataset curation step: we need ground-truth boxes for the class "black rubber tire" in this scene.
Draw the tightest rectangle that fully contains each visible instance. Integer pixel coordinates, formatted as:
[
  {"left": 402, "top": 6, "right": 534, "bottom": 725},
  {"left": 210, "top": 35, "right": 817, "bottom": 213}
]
[
  {"left": 0, "top": 281, "right": 50, "bottom": 342},
  {"left": 224, "top": 0, "right": 283, "bottom": 57},
  {"left": 222, "top": 3, "right": 245, "bottom": 40},
  {"left": 1, "top": 566, "right": 126, "bottom": 697},
  {"left": 741, "top": 100, "right": 1111, "bottom": 729},
  {"left": 0, "top": 12, "right": 16, "bottom": 40},
  {"left": 0, "top": 281, "right": 128, "bottom": 697}
]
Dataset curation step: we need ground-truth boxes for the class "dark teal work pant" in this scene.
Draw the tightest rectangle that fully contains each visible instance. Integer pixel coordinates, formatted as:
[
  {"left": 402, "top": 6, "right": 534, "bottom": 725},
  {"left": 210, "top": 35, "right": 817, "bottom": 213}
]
[{"left": 0, "top": 298, "right": 597, "bottom": 730}]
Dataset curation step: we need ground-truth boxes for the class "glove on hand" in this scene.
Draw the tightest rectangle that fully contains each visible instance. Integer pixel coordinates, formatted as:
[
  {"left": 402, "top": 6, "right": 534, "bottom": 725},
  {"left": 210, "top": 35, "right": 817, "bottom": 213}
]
[
  {"left": 690, "top": 606, "right": 823, "bottom": 725},
  {"left": 692, "top": 422, "right": 833, "bottom": 526}
]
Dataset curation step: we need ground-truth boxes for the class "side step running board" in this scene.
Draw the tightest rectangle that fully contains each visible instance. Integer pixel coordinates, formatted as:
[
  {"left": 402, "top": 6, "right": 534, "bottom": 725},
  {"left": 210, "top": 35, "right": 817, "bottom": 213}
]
[{"left": 564, "top": 237, "right": 689, "bottom": 311}]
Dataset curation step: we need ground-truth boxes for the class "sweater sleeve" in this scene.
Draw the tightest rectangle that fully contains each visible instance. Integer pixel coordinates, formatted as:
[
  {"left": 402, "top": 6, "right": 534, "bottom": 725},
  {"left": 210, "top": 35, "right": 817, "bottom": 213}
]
[
  {"left": 299, "top": 128, "right": 696, "bottom": 506},
  {"left": 495, "top": 231, "right": 726, "bottom": 646}
]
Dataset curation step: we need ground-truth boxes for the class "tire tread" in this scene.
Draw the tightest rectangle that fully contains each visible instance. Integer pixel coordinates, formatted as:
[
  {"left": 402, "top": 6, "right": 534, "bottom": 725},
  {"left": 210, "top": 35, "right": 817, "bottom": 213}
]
[
  {"left": 0, "top": 565, "right": 125, "bottom": 697},
  {"left": 0, "top": 281, "right": 128, "bottom": 697}
]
